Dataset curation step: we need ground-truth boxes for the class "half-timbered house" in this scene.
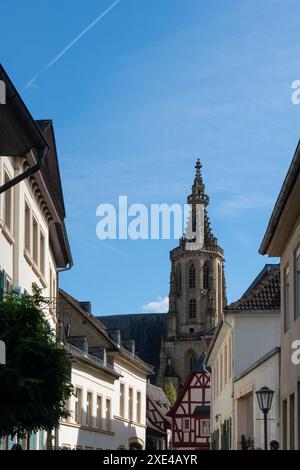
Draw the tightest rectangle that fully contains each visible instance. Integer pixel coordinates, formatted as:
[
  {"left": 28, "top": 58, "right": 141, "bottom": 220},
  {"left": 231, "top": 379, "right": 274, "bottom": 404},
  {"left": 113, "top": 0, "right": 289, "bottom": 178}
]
[{"left": 167, "top": 357, "right": 211, "bottom": 450}]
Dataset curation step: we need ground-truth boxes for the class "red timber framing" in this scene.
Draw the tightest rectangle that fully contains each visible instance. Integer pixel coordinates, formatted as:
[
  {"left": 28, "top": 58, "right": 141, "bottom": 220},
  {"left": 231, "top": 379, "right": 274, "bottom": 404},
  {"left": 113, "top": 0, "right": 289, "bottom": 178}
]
[{"left": 167, "top": 369, "right": 211, "bottom": 450}]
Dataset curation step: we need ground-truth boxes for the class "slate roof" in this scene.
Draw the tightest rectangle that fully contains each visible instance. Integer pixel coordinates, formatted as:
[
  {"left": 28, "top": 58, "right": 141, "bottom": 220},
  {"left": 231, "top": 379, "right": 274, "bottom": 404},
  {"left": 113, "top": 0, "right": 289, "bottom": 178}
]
[
  {"left": 147, "top": 383, "right": 171, "bottom": 424},
  {"left": 98, "top": 313, "right": 167, "bottom": 377},
  {"left": 225, "top": 264, "right": 280, "bottom": 311},
  {"left": 193, "top": 405, "right": 210, "bottom": 416}
]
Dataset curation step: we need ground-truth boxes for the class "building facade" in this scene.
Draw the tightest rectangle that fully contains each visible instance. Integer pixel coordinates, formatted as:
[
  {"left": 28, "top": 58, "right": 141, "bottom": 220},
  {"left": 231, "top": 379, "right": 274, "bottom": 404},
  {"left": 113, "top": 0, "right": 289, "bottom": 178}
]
[
  {"left": 0, "top": 65, "right": 72, "bottom": 450},
  {"left": 146, "top": 383, "right": 171, "bottom": 450},
  {"left": 167, "top": 357, "right": 211, "bottom": 450},
  {"left": 260, "top": 141, "right": 300, "bottom": 449},
  {"left": 157, "top": 160, "right": 226, "bottom": 389},
  {"left": 205, "top": 264, "right": 280, "bottom": 450},
  {"left": 58, "top": 290, "right": 152, "bottom": 450}
]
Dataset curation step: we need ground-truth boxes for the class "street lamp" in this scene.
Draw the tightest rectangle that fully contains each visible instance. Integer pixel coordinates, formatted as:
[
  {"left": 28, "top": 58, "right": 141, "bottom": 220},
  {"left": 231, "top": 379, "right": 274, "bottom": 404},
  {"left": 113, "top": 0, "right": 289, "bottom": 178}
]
[{"left": 255, "top": 386, "right": 274, "bottom": 450}]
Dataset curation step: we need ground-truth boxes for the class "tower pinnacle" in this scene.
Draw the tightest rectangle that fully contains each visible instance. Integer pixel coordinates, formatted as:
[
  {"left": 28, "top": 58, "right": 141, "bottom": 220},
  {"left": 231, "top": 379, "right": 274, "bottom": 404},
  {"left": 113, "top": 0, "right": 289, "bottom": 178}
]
[{"left": 188, "top": 159, "right": 209, "bottom": 206}]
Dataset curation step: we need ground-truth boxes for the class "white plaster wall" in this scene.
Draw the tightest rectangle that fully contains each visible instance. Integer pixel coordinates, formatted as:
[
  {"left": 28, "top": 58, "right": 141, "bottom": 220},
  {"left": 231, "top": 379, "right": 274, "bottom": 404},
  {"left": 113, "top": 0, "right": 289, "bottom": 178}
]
[
  {"left": 234, "top": 351, "right": 280, "bottom": 449},
  {"left": 234, "top": 314, "right": 280, "bottom": 377}
]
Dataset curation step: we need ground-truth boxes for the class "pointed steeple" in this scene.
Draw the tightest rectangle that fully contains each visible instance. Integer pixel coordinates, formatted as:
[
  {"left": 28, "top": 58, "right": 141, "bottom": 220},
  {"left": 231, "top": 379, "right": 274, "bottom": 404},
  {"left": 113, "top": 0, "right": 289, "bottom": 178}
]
[{"left": 187, "top": 159, "right": 209, "bottom": 206}]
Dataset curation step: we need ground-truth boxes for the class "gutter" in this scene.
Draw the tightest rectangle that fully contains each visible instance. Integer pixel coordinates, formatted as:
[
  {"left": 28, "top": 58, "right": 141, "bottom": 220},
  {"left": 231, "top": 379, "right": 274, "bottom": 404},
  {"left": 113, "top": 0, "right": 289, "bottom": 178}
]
[{"left": 0, "top": 145, "right": 48, "bottom": 194}]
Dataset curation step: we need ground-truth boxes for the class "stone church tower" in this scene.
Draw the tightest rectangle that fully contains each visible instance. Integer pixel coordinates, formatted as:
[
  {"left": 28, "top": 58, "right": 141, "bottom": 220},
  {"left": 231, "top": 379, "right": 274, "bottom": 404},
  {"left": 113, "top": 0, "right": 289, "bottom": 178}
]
[{"left": 157, "top": 160, "right": 226, "bottom": 389}]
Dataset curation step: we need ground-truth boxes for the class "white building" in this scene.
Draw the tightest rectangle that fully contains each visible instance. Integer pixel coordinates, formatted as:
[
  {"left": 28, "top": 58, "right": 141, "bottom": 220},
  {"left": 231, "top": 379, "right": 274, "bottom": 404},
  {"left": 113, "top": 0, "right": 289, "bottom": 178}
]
[
  {"left": 259, "top": 141, "right": 300, "bottom": 449},
  {"left": 205, "top": 264, "right": 280, "bottom": 450},
  {"left": 0, "top": 65, "right": 72, "bottom": 450},
  {"left": 58, "top": 290, "right": 153, "bottom": 450}
]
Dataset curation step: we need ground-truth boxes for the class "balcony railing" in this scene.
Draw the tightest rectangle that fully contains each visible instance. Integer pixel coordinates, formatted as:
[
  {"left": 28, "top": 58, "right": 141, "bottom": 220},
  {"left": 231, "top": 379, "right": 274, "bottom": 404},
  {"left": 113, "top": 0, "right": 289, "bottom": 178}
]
[{"left": 66, "top": 343, "right": 122, "bottom": 376}]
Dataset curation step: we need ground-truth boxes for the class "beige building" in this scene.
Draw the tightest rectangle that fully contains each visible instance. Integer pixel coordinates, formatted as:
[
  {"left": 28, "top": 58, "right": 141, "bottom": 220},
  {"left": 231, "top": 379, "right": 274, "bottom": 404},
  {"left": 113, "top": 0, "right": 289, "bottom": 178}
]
[
  {"left": 205, "top": 265, "right": 280, "bottom": 449},
  {"left": 260, "top": 140, "right": 300, "bottom": 449},
  {"left": 0, "top": 65, "right": 72, "bottom": 450},
  {"left": 58, "top": 290, "right": 153, "bottom": 450},
  {"left": 158, "top": 160, "right": 226, "bottom": 389}
]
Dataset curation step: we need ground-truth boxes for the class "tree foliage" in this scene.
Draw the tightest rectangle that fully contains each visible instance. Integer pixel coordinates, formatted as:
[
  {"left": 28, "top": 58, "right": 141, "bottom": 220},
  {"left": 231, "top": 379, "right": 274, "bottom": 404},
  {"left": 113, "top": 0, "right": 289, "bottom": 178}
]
[
  {"left": 164, "top": 382, "right": 177, "bottom": 406},
  {"left": 0, "top": 287, "right": 73, "bottom": 439}
]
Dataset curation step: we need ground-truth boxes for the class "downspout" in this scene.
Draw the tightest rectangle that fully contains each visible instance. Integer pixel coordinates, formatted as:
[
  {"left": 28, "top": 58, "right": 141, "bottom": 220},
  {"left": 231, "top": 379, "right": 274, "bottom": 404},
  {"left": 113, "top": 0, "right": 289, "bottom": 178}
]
[
  {"left": 222, "top": 312, "right": 235, "bottom": 450},
  {"left": 0, "top": 145, "right": 48, "bottom": 194}
]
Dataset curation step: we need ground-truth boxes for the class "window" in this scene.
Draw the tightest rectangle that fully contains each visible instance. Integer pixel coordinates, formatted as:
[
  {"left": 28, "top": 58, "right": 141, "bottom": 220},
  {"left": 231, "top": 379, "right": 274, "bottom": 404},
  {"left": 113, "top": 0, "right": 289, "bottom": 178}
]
[
  {"left": 295, "top": 248, "right": 300, "bottom": 319},
  {"left": 284, "top": 266, "right": 290, "bottom": 331},
  {"left": 203, "top": 262, "right": 209, "bottom": 290},
  {"left": 40, "top": 231, "right": 45, "bottom": 276},
  {"left": 183, "top": 418, "right": 190, "bottom": 431},
  {"left": 224, "top": 344, "right": 228, "bottom": 385},
  {"left": 119, "top": 383, "right": 125, "bottom": 418},
  {"left": 75, "top": 388, "right": 82, "bottom": 425},
  {"left": 176, "top": 263, "right": 181, "bottom": 295},
  {"left": 199, "top": 419, "right": 210, "bottom": 437},
  {"left": 282, "top": 399, "right": 287, "bottom": 450},
  {"left": 105, "top": 399, "right": 111, "bottom": 431},
  {"left": 3, "top": 171, "right": 13, "bottom": 232},
  {"left": 24, "top": 202, "right": 30, "bottom": 252},
  {"left": 136, "top": 391, "right": 142, "bottom": 424},
  {"left": 32, "top": 216, "right": 38, "bottom": 265},
  {"left": 190, "top": 354, "right": 196, "bottom": 371},
  {"left": 298, "top": 382, "right": 300, "bottom": 450},
  {"left": 189, "top": 264, "right": 196, "bottom": 289},
  {"left": 96, "top": 395, "right": 102, "bottom": 429},
  {"left": 290, "top": 394, "right": 295, "bottom": 450},
  {"left": 86, "top": 392, "right": 93, "bottom": 427},
  {"left": 228, "top": 336, "right": 232, "bottom": 379},
  {"left": 220, "top": 352, "right": 223, "bottom": 391},
  {"left": 129, "top": 387, "right": 134, "bottom": 421},
  {"left": 189, "top": 298, "right": 196, "bottom": 319},
  {"left": 217, "top": 263, "right": 222, "bottom": 320}
]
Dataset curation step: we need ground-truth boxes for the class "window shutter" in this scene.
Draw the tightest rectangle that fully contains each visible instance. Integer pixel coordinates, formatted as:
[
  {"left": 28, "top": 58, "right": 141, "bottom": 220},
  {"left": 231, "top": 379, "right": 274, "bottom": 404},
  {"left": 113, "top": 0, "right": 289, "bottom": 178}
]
[{"left": 0, "top": 270, "right": 7, "bottom": 299}]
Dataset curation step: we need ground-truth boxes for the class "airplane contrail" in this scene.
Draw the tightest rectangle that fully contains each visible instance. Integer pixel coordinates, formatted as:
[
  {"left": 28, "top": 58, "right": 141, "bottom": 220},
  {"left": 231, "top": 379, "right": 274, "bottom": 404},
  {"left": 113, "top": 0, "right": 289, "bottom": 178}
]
[{"left": 24, "top": 0, "right": 121, "bottom": 89}]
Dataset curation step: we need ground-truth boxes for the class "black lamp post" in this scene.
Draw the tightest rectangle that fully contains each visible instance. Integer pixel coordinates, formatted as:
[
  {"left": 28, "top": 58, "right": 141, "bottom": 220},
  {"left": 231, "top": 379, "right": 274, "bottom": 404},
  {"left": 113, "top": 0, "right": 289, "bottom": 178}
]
[{"left": 255, "top": 386, "right": 274, "bottom": 450}]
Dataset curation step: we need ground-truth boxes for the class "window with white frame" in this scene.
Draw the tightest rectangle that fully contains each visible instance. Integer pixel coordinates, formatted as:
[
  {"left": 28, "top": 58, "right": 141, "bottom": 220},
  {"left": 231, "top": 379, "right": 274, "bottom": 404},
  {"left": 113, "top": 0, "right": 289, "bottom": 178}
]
[
  {"left": 295, "top": 247, "right": 300, "bottom": 319},
  {"left": 75, "top": 388, "right": 82, "bottom": 425},
  {"left": 96, "top": 395, "right": 102, "bottom": 429},
  {"left": 284, "top": 265, "right": 290, "bottom": 331},
  {"left": 3, "top": 171, "right": 13, "bottom": 233}
]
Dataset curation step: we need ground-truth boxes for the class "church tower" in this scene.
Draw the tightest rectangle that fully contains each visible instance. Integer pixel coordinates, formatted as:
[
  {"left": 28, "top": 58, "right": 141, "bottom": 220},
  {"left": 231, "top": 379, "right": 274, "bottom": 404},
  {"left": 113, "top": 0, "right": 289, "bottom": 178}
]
[{"left": 157, "top": 160, "right": 226, "bottom": 389}]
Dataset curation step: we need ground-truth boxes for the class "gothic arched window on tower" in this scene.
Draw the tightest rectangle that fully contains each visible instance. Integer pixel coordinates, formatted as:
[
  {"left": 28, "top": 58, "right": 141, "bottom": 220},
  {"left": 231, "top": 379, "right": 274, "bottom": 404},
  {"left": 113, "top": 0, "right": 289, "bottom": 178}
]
[
  {"left": 176, "top": 263, "right": 181, "bottom": 295},
  {"left": 203, "top": 262, "right": 209, "bottom": 290},
  {"left": 190, "top": 354, "right": 197, "bottom": 371},
  {"left": 189, "top": 298, "right": 196, "bottom": 319},
  {"left": 189, "top": 264, "right": 196, "bottom": 289}
]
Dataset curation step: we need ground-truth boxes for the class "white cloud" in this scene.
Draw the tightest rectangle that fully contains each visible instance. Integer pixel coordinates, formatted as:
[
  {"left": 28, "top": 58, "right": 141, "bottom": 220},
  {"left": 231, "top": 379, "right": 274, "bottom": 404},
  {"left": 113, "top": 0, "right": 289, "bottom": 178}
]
[{"left": 143, "top": 296, "right": 169, "bottom": 313}]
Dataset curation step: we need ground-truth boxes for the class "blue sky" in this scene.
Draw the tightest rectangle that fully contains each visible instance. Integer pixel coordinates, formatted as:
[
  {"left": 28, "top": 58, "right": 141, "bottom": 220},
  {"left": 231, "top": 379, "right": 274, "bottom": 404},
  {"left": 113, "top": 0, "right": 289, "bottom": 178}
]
[{"left": 1, "top": 0, "right": 300, "bottom": 315}]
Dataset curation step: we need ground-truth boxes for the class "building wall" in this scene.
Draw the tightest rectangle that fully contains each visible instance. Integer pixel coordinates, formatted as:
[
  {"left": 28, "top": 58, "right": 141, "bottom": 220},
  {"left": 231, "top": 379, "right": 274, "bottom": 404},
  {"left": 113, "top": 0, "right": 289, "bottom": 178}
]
[
  {"left": 209, "top": 313, "right": 280, "bottom": 449},
  {"left": 234, "top": 314, "right": 280, "bottom": 377},
  {"left": 0, "top": 156, "right": 58, "bottom": 329},
  {"left": 280, "top": 218, "right": 300, "bottom": 449},
  {"left": 58, "top": 356, "right": 147, "bottom": 450},
  {"left": 234, "top": 351, "right": 280, "bottom": 449}
]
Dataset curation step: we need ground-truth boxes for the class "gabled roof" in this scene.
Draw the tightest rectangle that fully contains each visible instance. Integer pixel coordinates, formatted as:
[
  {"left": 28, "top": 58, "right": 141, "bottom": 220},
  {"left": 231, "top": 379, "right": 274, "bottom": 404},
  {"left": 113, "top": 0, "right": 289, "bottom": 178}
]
[
  {"left": 167, "top": 362, "right": 209, "bottom": 417},
  {"left": 225, "top": 264, "right": 280, "bottom": 311},
  {"left": 147, "top": 383, "right": 171, "bottom": 424}
]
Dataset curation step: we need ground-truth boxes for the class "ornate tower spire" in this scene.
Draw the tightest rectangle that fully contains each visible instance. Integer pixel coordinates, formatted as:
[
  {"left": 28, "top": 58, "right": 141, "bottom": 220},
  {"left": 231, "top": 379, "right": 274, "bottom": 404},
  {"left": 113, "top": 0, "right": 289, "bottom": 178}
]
[{"left": 187, "top": 159, "right": 209, "bottom": 206}]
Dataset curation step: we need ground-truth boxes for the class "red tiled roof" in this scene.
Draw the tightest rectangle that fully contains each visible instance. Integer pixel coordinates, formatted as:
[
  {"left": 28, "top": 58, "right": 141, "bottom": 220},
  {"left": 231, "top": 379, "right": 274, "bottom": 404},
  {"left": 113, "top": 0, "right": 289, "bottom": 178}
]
[{"left": 225, "top": 264, "right": 280, "bottom": 311}]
